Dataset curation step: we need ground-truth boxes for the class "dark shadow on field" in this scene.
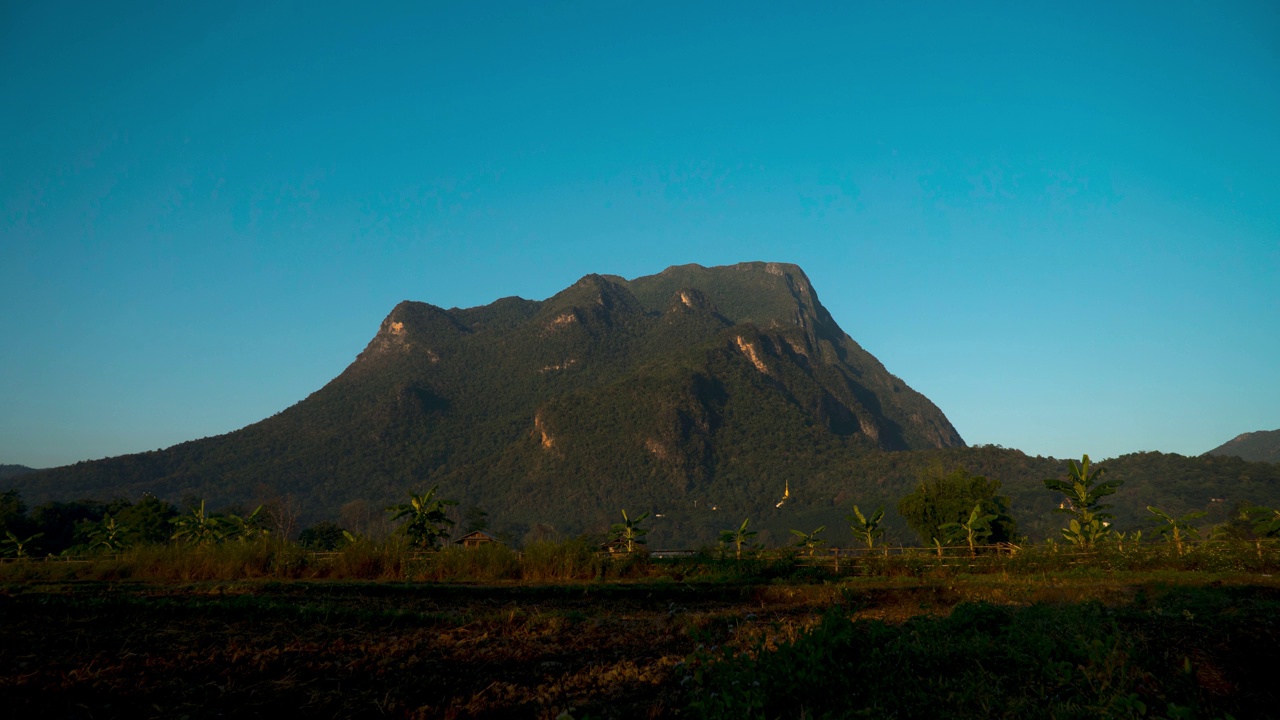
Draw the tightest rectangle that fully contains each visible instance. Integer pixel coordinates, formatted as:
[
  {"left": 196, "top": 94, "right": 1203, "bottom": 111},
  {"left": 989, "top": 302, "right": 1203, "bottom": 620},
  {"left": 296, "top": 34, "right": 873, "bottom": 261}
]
[
  {"left": 3, "top": 579, "right": 1279, "bottom": 719},
  {"left": 0, "top": 581, "right": 835, "bottom": 719}
]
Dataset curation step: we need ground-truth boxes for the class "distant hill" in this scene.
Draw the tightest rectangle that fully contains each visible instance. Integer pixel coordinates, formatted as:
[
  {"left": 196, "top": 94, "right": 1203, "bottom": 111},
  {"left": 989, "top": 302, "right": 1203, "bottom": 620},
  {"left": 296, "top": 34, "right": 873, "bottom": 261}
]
[
  {"left": 1206, "top": 430, "right": 1280, "bottom": 464},
  {"left": 0, "top": 465, "right": 37, "bottom": 480}
]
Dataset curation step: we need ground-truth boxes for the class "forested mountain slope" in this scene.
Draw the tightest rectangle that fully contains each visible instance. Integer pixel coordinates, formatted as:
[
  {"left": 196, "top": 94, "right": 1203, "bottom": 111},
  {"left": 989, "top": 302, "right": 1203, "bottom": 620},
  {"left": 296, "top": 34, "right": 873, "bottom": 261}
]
[
  {"left": 1207, "top": 429, "right": 1280, "bottom": 464},
  {"left": 0, "top": 465, "right": 37, "bottom": 481}
]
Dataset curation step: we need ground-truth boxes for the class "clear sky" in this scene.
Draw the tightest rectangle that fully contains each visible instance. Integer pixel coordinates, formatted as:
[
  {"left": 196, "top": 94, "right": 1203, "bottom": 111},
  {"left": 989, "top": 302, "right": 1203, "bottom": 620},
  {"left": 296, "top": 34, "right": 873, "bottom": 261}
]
[{"left": 2, "top": 1, "right": 1277, "bottom": 469}]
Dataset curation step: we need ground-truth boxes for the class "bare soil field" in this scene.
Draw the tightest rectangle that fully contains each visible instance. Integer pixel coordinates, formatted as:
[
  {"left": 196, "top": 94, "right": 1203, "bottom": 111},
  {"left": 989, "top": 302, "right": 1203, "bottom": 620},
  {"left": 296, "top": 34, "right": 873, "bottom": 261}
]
[{"left": 2, "top": 573, "right": 1277, "bottom": 719}]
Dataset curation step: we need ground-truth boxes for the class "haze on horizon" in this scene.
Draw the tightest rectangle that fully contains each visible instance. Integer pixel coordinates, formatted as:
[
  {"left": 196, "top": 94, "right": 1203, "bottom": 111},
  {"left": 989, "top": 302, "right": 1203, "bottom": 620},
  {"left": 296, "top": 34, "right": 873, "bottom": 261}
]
[{"left": 2, "top": 1, "right": 1278, "bottom": 470}]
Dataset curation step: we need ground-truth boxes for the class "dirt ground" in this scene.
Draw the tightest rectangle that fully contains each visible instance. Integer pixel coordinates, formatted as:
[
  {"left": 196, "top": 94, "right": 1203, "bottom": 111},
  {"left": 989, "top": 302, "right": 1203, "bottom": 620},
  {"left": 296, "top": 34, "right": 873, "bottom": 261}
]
[
  {"left": 0, "top": 580, "right": 826, "bottom": 719},
  {"left": 1, "top": 574, "right": 1274, "bottom": 719}
]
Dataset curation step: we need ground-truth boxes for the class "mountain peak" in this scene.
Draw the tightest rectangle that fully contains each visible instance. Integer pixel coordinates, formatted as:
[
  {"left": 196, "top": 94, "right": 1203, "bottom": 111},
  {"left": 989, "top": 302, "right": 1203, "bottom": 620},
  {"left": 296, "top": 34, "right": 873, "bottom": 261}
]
[
  {"left": 540, "top": 273, "right": 644, "bottom": 328},
  {"left": 629, "top": 261, "right": 817, "bottom": 327},
  {"left": 357, "top": 301, "right": 466, "bottom": 363}
]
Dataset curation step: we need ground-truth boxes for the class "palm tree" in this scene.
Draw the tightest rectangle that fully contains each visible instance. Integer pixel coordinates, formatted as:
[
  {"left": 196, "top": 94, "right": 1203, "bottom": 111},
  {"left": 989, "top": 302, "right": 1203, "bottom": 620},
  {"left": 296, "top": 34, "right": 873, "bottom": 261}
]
[{"left": 387, "top": 486, "right": 457, "bottom": 549}]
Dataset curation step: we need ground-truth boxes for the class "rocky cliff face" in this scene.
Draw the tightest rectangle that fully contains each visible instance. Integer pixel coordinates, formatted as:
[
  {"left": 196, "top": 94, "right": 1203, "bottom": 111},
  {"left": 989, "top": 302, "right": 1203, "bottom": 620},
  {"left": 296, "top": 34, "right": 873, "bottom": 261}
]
[{"left": 625, "top": 262, "right": 963, "bottom": 449}]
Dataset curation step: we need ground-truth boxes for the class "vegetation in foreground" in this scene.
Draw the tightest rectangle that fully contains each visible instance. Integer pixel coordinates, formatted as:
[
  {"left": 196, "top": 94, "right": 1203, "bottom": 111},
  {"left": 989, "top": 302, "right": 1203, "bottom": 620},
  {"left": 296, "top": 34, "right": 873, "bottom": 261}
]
[
  {"left": 2, "top": 458, "right": 1279, "bottom": 717},
  {"left": 2, "top": 531, "right": 1279, "bottom": 586},
  {"left": 2, "top": 462, "right": 1279, "bottom": 587},
  {"left": 686, "top": 582, "right": 1279, "bottom": 720}
]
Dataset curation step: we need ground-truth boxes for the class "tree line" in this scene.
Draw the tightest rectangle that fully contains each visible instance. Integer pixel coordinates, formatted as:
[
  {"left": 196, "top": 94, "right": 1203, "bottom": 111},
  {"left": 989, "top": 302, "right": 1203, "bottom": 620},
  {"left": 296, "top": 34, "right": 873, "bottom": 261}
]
[
  {"left": 627, "top": 454, "right": 1280, "bottom": 558},
  {"left": 4, "top": 454, "right": 1280, "bottom": 559}
]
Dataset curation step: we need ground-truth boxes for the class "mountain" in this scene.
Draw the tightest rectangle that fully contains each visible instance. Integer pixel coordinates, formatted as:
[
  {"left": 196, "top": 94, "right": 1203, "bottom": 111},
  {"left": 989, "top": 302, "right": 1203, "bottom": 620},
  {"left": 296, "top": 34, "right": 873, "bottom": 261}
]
[
  {"left": 1206, "top": 430, "right": 1280, "bottom": 464},
  {"left": 10, "top": 262, "right": 1276, "bottom": 547},
  {"left": 0, "top": 465, "right": 37, "bottom": 480},
  {"left": 3, "top": 262, "right": 963, "bottom": 542}
]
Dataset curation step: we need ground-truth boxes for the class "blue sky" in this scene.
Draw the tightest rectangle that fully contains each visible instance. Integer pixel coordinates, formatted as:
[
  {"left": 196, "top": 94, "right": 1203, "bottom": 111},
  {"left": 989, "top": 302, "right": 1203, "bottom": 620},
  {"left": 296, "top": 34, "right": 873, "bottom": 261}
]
[{"left": 2, "top": 1, "right": 1277, "bottom": 468}]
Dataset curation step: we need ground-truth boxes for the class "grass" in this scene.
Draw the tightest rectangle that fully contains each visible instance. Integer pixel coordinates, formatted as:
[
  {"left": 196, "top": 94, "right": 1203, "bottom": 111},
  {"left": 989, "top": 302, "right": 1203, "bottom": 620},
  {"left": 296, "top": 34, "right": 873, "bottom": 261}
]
[
  {"left": 684, "top": 583, "right": 1280, "bottom": 719},
  {"left": 2, "top": 537, "right": 1275, "bottom": 585}
]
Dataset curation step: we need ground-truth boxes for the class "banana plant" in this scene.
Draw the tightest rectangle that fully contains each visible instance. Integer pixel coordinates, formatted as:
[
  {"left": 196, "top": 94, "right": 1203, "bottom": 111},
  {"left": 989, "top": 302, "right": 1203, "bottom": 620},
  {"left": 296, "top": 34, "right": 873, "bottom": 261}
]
[
  {"left": 1245, "top": 506, "right": 1280, "bottom": 538},
  {"left": 87, "top": 514, "right": 129, "bottom": 552},
  {"left": 940, "top": 503, "right": 997, "bottom": 558},
  {"left": 387, "top": 486, "right": 458, "bottom": 549},
  {"left": 2, "top": 530, "right": 43, "bottom": 558},
  {"left": 1147, "top": 506, "right": 1205, "bottom": 556},
  {"left": 610, "top": 510, "right": 650, "bottom": 553},
  {"left": 790, "top": 526, "right": 826, "bottom": 556},
  {"left": 1113, "top": 529, "right": 1142, "bottom": 553},
  {"left": 225, "top": 505, "right": 270, "bottom": 543},
  {"left": 1235, "top": 505, "right": 1279, "bottom": 559},
  {"left": 1043, "top": 454, "right": 1122, "bottom": 549},
  {"left": 171, "top": 500, "right": 228, "bottom": 545},
  {"left": 719, "top": 518, "right": 757, "bottom": 559},
  {"left": 847, "top": 505, "right": 885, "bottom": 551}
]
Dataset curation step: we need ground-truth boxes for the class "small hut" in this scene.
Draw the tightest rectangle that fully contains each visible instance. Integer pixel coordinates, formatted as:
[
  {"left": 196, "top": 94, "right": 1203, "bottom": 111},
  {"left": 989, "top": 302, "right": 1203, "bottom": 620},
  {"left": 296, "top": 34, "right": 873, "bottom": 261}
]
[{"left": 453, "top": 531, "right": 502, "bottom": 549}]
